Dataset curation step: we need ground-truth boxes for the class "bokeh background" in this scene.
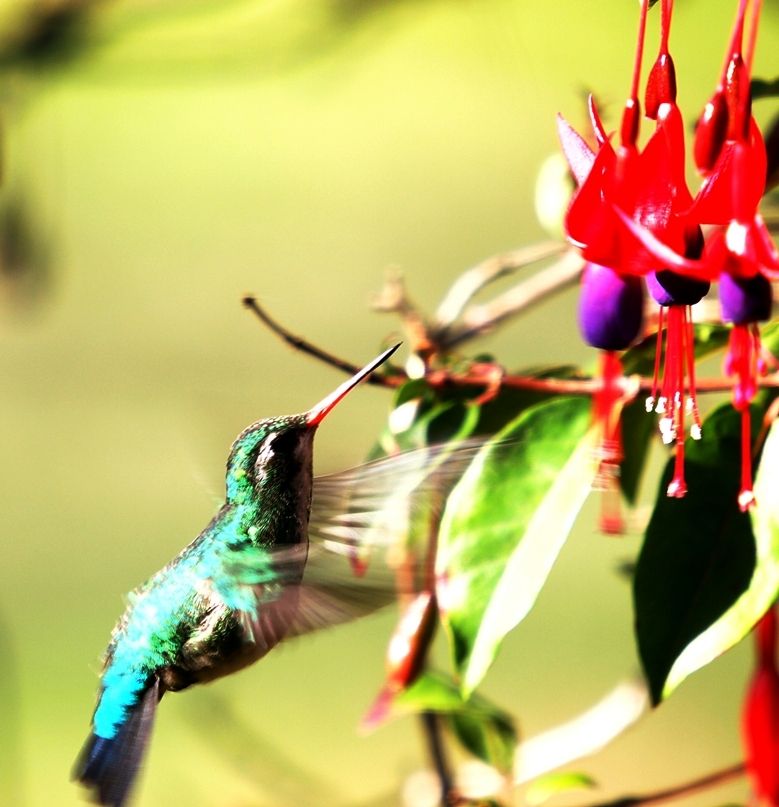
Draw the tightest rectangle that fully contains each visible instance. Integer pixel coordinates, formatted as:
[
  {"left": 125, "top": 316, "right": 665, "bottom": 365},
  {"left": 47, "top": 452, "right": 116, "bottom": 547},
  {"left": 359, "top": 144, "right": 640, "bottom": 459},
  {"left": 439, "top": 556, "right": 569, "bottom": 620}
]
[{"left": 0, "top": 1, "right": 777, "bottom": 805}]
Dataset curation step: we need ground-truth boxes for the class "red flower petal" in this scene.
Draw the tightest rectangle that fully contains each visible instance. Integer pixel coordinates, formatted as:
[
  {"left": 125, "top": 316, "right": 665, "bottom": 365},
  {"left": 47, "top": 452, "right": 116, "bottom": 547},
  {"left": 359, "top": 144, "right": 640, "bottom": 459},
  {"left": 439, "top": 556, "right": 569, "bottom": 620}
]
[{"left": 557, "top": 114, "right": 596, "bottom": 186}]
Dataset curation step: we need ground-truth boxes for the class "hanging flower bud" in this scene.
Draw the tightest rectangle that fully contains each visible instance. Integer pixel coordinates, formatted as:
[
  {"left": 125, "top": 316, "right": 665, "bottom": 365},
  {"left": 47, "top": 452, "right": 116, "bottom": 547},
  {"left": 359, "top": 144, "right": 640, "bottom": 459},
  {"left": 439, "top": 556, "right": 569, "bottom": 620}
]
[
  {"left": 645, "top": 0, "right": 677, "bottom": 119},
  {"left": 725, "top": 52, "right": 752, "bottom": 142},
  {"left": 694, "top": 89, "right": 729, "bottom": 174},
  {"left": 645, "top": 53, "right": 677, "bottom": 120},
  {"left": 362, "top": 592, "right": 438, "bottom": 730}
]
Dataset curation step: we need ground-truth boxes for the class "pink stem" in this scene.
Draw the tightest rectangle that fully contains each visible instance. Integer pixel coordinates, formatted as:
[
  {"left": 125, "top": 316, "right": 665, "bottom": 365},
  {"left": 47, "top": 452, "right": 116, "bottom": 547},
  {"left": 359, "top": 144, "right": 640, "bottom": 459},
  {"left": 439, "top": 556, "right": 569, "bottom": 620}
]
[{"left": 745, "top": 0, "right": 762, "bottom": 72}]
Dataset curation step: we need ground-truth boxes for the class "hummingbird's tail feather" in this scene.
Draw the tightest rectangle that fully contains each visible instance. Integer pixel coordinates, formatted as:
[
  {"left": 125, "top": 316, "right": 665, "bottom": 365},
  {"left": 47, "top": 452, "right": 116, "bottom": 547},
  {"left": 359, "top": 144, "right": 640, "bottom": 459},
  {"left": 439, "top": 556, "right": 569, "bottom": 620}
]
[{"left": 74, "top": 677, "right": 162, "bottom": 807}]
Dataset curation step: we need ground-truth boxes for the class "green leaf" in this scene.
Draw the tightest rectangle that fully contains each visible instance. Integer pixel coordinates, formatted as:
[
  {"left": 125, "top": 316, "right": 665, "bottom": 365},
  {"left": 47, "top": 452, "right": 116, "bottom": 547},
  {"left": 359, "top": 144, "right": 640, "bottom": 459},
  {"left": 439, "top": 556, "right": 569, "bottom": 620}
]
[
  {"left": 751, "top": 77, "right": 779, "bottom": 100},
  {"left": 371, "top": 366, "right": 584, "bottom": 461},
  {"left": 661, "top": 417, "right": 779, "bottom": 698},
  {"left": 618, "top": 397, "right": 658, "bottom": 505},
  {"left": 436, "top": 396, "right": 595, "bottom": 696},
  {"left": 525, "top": 772, "right": 597, "bottom": 806},
  {"left": 449, "top": 711, "right": 516, "bottom": 773},
  {"left": 633, "top": 321, "right": 779, "bottom": 703},
  {"left": 394, "top": 670, "right": 517, "bottom": 772},
  {"left": 634, "top": 404, "right": 758, "bottom": 704}
]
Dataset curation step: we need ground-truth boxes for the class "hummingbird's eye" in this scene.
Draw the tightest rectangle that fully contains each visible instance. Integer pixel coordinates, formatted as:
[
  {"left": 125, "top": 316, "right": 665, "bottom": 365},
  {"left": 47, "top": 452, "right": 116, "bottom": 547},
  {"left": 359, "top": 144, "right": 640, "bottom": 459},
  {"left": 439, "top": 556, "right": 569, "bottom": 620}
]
[{"left": 270, "top": 428, "right": 302, "bottom": 454}]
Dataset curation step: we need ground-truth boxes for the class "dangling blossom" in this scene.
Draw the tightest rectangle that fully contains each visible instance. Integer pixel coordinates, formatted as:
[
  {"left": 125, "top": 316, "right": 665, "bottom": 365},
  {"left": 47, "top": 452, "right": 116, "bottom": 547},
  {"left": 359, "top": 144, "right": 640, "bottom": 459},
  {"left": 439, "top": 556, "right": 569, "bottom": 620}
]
[
  {"left": 638, "top": 0, "right": 710, "bottom": 498},
  {"left": 616, "top": 0, "right": 779, "bottom": 509},
  {"left": 561, "top": 0, "right": 711, "bottom": 503},
  {"left": 557, "top": 0, "right": 659, "bottom": 531}
]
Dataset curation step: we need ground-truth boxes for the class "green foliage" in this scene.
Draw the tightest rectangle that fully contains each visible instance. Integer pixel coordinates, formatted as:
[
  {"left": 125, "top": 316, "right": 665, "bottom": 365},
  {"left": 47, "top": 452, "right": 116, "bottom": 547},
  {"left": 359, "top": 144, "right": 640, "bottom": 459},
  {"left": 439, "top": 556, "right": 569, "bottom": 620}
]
[
  {"left": 436, "top": 396, "right": 594, "bottom": 696},
  {"left": 657, "top": 416, "right": 779, "bottom": 700},
  {"left": 633, "top": 403, "right": 758, "bottom": 704},
  {"left": 394, "top": 670, "right": 517, "bottom": 772},
  {"left": 751, "top": 77, "right": 779, "bottom": 100},
  {"left": 524, "top": 772, "right": 597, "bottom": 806},
  {"left": 634, "top": 323, "right": 779, "bottom": 703}
]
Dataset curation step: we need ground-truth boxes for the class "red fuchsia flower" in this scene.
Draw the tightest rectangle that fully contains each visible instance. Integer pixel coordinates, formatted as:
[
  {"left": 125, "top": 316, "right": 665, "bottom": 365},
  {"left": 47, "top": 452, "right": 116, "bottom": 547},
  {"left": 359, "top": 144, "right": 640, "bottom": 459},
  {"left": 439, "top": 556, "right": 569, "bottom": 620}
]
[
  {"left": 558, "top": 107, "right": 645, "bottom": 532},
  {"left": 559, "top": 3, "right": 691, "bottom": 280},
  {"left": 638, "top": 0, "right": 710, "bottom": 499},
  {"left": 561, "top": 0, "right": 710, "bottom": 504},
  {"left": 616, "top": 0, "right": 779, "bottom": 510},
  {"left": 693, "top": 0, "right": 778, "bottom": 508},
  {"left": 743, "top": 604, "right": 779, "bottom": 806}
]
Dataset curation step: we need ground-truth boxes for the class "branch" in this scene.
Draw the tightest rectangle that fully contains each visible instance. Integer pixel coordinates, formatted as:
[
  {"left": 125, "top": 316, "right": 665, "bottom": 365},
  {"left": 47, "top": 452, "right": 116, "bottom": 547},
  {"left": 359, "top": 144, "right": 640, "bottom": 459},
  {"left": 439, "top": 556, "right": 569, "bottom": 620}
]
[
  {"left": 436, "top": 250, "right": 583, "bottom": 349},
  {"left": 431, "top": 368, "right": 779, "bottom": 397},
  {"left": 242, "top": 296, "right": 404, "bottom": 388},
  {"left": 243, "top": 296, "right": 779, "bottom": 399},
  {"left": 433, "top": 241, "right": 568, "bottom": 330},
  {"left": 577, "top": 761, "right": 745, "bottom": 807}
]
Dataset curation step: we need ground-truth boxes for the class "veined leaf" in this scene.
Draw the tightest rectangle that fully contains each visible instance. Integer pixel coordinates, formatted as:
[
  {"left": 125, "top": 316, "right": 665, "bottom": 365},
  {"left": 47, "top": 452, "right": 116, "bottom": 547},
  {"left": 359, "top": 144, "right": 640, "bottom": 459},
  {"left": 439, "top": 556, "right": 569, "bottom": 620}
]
[
  {"left": 663, "top": 417, "right": 779, "bottom": 696},
  {"left": 634, "top": 403, "right": 758, "bottom": 704},
  {"left": 436, "top": 397, "right": 595, "bottom": 696}
]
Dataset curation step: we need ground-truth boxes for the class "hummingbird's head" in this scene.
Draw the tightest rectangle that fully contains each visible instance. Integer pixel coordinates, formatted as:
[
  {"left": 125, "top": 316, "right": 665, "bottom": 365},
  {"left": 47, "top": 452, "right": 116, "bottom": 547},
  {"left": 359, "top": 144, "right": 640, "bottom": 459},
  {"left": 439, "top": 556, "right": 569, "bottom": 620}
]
[
  {"left": 224, "top": 343, "right": 400, "bottom": 505},
  {"left": 225, "top": 413, "right": 313, "bottom": 505}
]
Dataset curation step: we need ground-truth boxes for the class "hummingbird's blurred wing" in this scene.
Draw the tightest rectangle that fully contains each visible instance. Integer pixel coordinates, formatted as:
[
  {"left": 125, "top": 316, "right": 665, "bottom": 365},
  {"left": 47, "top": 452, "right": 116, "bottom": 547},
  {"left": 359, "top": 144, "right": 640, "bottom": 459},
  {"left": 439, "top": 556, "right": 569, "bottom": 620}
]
[
  {"left": 275, "top": 440, "right": 487, "bottom": 636},
  {"left": 309, "top": 440, "right": 485, "bottom": 553},
  {"left": 221, "top": 441, "right": 486, "bottom": 644}
]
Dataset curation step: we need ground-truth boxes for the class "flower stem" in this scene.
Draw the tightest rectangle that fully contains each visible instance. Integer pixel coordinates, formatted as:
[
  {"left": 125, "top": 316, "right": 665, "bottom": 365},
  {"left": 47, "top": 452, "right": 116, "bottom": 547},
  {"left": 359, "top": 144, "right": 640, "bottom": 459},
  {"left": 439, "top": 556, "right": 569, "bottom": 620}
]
[
  {"left": 660, "top": 0, "right": 673, "bottom": 54},
  {"left": 629, "top": 0, "right": 650, "bottom": 103},
  {"left": 745, "top": 0, "right": 762, "bottom": 71},
  {"left": 242, "top": 295, "right": 404, "bottom": 388}
]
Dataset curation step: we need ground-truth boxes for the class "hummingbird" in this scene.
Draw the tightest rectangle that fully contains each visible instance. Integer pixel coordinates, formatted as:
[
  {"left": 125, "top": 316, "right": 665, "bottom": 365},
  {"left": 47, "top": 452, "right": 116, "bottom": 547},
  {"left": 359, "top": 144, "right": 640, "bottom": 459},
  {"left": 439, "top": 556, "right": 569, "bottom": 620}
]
[{"left": 74, "top": 344, "right": 419, "bottom": 807}]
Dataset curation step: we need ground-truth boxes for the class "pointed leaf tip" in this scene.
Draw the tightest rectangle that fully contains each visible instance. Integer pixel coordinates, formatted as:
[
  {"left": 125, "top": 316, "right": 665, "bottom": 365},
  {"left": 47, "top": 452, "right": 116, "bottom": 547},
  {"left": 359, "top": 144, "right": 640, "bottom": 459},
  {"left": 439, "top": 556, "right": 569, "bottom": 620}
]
[{"left": 634, "top": 403, "right": 763, "bottom": 704}]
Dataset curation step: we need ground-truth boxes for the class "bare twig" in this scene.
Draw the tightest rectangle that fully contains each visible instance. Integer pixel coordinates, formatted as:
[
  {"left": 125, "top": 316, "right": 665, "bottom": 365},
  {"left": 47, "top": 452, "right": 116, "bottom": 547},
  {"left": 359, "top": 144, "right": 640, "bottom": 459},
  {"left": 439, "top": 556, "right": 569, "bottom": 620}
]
[
  {"left": 437, "top": 250, "right": 583, "bottom": 349},
  {"left": 433, "top": 241, "right": 568, "bottom": 330},
  {"left": 243, "top": 295, "right": 779, "bottom": 400},
  {"left": 420, "top": 711, "right": 460, "bottom": 806},
  {"left": 372, "top": 270, "right": 435, "bottom": 357},
  {"left": 576, "top": 761, "right": 746, "bottom": 807},
  {"left": 242, "top": 295, "right": 404, "bottom": 388}
]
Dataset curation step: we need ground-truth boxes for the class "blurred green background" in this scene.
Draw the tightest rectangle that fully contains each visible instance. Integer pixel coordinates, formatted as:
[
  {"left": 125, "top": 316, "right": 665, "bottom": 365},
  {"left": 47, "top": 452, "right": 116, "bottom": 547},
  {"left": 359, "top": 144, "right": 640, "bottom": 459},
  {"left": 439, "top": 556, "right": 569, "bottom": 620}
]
[{"left": 0, "top": 0, "right": 777, "bottom": 804}]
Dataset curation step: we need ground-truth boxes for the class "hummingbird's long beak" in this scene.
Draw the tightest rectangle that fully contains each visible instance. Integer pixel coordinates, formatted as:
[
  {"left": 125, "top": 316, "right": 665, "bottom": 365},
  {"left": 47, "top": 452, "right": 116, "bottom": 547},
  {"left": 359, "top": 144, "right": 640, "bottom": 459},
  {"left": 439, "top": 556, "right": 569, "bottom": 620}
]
[{"left": 306, "top": 343, "right": 401, "bottom": 426}]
